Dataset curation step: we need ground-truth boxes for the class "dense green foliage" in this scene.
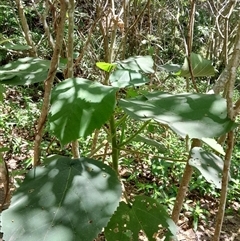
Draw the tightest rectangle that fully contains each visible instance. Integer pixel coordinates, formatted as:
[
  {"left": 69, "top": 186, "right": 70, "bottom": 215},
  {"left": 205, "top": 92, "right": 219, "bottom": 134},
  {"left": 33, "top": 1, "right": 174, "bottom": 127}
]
[{"left": 0, "top": 0, "right": 239, "bottom": 240}]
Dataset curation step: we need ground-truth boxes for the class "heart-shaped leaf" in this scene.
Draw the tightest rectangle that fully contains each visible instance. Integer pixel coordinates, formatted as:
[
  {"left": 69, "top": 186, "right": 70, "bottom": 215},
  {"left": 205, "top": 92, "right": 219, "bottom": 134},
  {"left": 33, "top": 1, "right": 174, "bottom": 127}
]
[
  {"left": 49, "top": 78, "right": 118, "bottom": 145},
  {"left": 105, "top": 196, "right": 177, "bottom": 241},
  {"left": 189, "top": 147, "right": 228, "bottom": 188},
  {"left": 119, "top": 92, "right": 236, "bottom": 139},
  {"left": 2, "top": 155, "right": 122, "bottom": 241},
  {"left": 178, "top": 53, "right": 215, "bottom": 77}
]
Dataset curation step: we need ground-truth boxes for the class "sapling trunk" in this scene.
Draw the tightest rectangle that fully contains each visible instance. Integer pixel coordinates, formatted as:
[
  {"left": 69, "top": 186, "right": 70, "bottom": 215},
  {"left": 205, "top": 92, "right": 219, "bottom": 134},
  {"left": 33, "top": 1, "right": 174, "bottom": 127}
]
[
  {"left": 33, "top": 0, "right": 68, "bottom": 166},
  {"left": 171, "top": 138, "right": 202, "bottom": 224},
  {"left": 15, "top": 0, "right": 37, "bottom": 57},
  {"left": 213, "top": 20, "right": 240, "bottom": 241},
  {"left": 67, "top": 0, "right": 80, "bottom": 158}
]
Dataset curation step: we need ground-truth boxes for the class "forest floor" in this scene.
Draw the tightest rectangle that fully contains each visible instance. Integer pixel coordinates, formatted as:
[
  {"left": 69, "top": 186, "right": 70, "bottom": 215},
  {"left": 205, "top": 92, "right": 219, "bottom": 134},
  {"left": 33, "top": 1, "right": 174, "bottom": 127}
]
[{"left": 1, "top": 88, "right": 240, "bottom": 241}]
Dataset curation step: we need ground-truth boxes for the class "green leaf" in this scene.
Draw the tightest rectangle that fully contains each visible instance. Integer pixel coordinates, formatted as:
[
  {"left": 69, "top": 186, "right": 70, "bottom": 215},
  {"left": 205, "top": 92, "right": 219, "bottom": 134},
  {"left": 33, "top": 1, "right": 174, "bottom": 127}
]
[
  {"left": 119, "top": 92, "right": 236, "bottom": 139},
  {"left": 105, "top": 196, "right": 177, "bottom": 241},
  {"left": 2, "top": 155, "right": 122, "bottom": 241},
  {"left": 178, "top": 53, "right": 215, "bottom": 77},
  {"left": 49, "top": 78, "right": 118, "bottom": 145},
  {"left": 0, "top": 147, "right": 10, "bottom": 152},
  {"left": 202, "top": 137, "right": 225, "bottom": 155},
  {"left": 0, "top": 38, "right": 15, "bottom": 45},
  {"left": 189, "top": 147, "right": 228, "bottom": 188},
  {"left": 158, "top": 63, "right": 181, "bottom": 73},
  {"left": 0, "top": 83, "right": 5, "bottom": 101},
  {"left": 110, "top": 69, "right": 149, "bottom": 88},
  {"left": 0, "top": 57, "right": 52, "bottom": 85},
  {"left": 96, "top": 62, "right": 116, "bottom": 72},
  {"left": 117, "top": 55, "right": 154, "bottom": 73},
  {"left": 1, "top": 42, "right": 31, "bottom": 51},
  {"left": 134, "top": 134, "right": 166, "bottom": 153}
]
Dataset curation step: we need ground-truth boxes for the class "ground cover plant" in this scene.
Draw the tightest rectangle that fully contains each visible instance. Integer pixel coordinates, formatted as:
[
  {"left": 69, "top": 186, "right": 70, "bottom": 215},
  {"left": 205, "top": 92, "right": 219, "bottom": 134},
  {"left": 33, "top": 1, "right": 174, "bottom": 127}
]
[{"left": 0, "top": 0, "right": 240, "bottom": 241}]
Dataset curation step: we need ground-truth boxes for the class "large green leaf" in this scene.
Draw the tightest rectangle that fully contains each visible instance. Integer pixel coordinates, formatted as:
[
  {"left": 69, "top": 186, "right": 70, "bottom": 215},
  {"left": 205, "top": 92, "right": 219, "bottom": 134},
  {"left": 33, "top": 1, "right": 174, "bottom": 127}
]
[
  {"left": 189, "top": 147, "right": 227, "bottom": 188},
  {"left": 0, "top": 57, "right": 52, "bottom": 85},
  {"left": 110, "top": 69, "right": 149, "bottom": 88},
  {"left": 105, "top": 196, "right": 177, "bottom": 241},
  {"left": 49, "top": 78, "right": 118, "bottom": 145},
  {"left": 119, "top": 92, "right": 236, "bottom": 139},
  {"left": 2, "top": 155, "right": 122, "bottom": 241},
  {"left": 116, "top": 55, "right": 154, "bottom": 73},
  {"left": 178, "top": 52, "right": 215, "bottom": 77}
]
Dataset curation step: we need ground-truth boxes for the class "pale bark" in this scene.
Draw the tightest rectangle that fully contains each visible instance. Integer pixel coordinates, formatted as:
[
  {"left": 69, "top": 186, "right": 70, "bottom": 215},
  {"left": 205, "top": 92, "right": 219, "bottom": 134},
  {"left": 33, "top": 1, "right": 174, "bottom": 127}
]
[
  {"left": 171, "top": 139, "right": 202, "bottom": 223},
  {"left": 66, "top": 0, "right": 80, "bottom": 158},
  {"left": 213, "top": 20, "right": 240, "bottom": 241},
  {"left": 15, "top": 0, "right": 37, "bottom": 57},
  {"left": 33, "top": 0, "right": 68, "bottom": 166}
]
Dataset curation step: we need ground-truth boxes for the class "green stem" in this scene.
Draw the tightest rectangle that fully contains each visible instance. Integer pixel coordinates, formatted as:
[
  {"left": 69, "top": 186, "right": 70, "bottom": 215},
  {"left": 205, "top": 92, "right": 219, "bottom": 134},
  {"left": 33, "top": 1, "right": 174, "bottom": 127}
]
[
  {"left": 109, "top": 115, "right": 119, "bottom": 174},
  {"left": 118, "top": 120, "right": 151, "bottom": 148}
]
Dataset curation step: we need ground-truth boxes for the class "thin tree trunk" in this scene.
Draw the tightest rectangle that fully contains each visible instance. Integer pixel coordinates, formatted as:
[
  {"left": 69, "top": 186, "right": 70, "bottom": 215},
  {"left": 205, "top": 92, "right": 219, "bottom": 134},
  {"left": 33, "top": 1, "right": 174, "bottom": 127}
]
[
  {"left": 213, "top": 20, "right": 240, "bottom": 241},
  {"left": 171, "top": 138, "right": 202, "bottom": 223},
  {"left": 15, "top": 0, "right": 37, "bottom": 57},
  {"left": 66, "top": 0, "right": 80, "bottom": 158},
  {"left": 33, "top": 0, "right": 68, "bottom": 166}
]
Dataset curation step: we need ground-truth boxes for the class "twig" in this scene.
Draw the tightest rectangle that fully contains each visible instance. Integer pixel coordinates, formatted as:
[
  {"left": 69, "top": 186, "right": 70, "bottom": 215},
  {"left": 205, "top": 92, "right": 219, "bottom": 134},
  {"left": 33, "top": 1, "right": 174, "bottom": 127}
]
[
  {"left": 30, "top": 0, "right": 55, "bottom": 49},
  {"left": 74, "top": 4, "right": 107, "bottom": 67}
]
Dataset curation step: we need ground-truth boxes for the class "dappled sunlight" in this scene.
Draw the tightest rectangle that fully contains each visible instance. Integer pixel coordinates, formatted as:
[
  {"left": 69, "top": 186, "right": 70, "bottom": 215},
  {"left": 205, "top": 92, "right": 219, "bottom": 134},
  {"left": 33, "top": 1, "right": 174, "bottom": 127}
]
[
  {"left": 2, "top": 155, "right": 121, "bottom": 241},
  {"left": 120, "top": 92, "right": 236, "bottom": 139},
  {"left": 0, "top": 57, "right": 53, "bottom": 85},
  {"left": 189, "top": 147, "right": 224, "bottom": 188},
  {"left": 49, "top": 78, "right": 118, "bottom": 145}
]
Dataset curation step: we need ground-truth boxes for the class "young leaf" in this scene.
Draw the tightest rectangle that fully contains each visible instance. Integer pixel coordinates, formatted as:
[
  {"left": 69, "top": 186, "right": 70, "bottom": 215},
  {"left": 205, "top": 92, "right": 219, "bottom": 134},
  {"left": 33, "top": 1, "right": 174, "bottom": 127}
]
[
  {"left": 96, "top": 62, "right": 116, "bottom": 72},
  {"left": 105, "top": 196, "right": 177, "bottom": 241},
  {"left": 49, "top": 78, "right": 118, "bottom": 145},
  {"left": 2, "top": 155, "right": 122, "bottom": 241}
]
